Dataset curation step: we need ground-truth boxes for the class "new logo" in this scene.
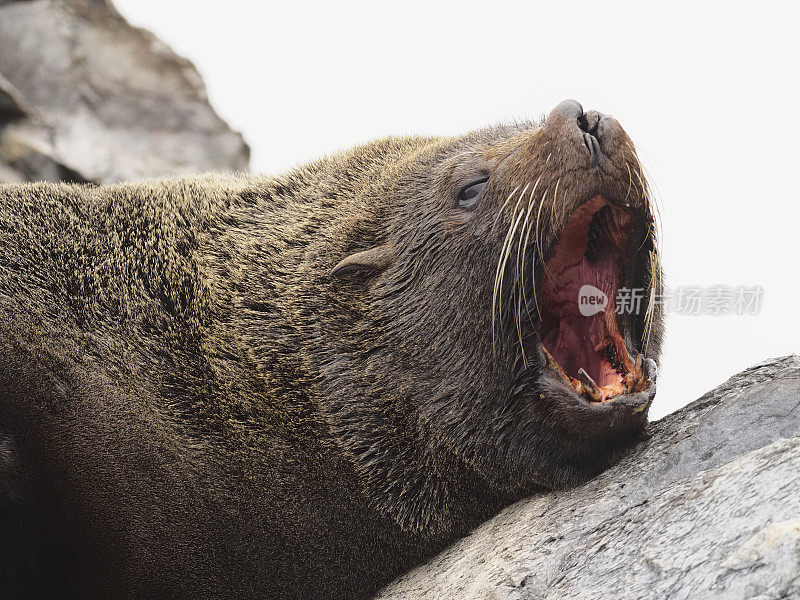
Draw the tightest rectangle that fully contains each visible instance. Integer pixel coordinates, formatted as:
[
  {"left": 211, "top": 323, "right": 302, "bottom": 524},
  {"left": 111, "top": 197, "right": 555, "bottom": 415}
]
[{"left": 578, "top": 284, "right": 608, "bottom": 317}]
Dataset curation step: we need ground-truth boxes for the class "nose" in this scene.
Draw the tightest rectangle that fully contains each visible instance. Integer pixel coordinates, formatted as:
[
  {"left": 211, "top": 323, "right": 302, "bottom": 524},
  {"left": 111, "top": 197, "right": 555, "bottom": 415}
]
[{"left": 545, "top": 99, "right": 614, "bottom": 167}]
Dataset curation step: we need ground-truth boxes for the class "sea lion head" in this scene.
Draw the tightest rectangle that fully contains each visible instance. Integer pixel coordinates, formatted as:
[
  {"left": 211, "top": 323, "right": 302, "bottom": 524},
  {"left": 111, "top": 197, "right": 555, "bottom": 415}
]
[{"left": 319, "top": 100, "right": 662, "bottom": 532}]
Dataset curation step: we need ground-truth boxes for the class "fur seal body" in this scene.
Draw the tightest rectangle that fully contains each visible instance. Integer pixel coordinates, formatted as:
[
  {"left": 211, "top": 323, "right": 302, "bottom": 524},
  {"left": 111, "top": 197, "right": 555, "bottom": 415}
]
[{"left": 0, "top": 100, "right": 662, "bottom": 599}]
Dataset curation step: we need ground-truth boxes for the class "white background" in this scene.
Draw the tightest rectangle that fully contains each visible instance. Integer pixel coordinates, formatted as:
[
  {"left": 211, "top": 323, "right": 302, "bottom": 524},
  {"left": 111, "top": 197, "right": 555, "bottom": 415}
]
[{"left": 114, "top": 0, "right": 799, "bottom": 418}]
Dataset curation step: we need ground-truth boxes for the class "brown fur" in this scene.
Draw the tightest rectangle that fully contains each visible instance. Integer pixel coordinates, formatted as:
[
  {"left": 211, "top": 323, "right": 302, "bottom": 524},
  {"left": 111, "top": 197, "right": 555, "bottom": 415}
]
[{"left": 0, "top": 110, "right": 662, "bottom": 599}]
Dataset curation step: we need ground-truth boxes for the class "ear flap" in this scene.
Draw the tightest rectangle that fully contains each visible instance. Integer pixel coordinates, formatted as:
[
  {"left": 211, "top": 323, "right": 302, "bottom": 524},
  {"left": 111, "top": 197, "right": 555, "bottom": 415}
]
[{"left": 330, "top": 244, "right": 395, "bottom": 278}]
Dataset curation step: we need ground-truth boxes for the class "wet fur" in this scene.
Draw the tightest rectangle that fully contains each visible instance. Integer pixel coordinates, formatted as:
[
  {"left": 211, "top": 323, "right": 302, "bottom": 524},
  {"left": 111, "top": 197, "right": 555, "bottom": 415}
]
[{"left": 0, "top": 120, "right": 662, "bottom": 598}]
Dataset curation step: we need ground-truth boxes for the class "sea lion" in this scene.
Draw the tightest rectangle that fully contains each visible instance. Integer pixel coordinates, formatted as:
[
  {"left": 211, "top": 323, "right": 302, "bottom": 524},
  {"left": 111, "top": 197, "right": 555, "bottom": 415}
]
[{"left": 0, "top": 100, "right": 662, "bottom": 599}]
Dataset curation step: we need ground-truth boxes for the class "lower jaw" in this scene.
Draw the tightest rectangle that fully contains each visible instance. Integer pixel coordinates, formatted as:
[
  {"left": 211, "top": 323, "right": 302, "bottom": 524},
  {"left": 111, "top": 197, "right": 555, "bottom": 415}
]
[{"left": 541, "top": 341, "right": 650, "bottom": 403}]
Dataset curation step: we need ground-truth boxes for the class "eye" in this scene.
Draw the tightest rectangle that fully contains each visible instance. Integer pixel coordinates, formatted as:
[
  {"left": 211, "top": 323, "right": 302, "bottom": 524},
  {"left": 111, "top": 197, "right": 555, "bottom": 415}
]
[{"left": 457, "top": 178, "right": 488, "bottom": 209}]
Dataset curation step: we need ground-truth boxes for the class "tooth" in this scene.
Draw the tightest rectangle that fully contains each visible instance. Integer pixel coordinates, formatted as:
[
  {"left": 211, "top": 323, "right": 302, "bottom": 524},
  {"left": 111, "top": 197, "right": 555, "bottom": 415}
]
[
  {"left": 624, "top": 354, "right": 643, "bottom": 391},
  {"left": 542, "top": 346, "right": 559, "bottom": 369},
  {"left": 578, "top": 368, "right": 602, "bottom": 401},
  {"left": 627, "top": 354, "right": 652, "bottom": 392}
]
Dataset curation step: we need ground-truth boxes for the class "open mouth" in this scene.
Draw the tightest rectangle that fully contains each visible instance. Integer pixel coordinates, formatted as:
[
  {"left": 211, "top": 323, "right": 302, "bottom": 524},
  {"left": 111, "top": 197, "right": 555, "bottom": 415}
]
[{"left": 539, "top": 195, "right": 653, "bottom": 403}]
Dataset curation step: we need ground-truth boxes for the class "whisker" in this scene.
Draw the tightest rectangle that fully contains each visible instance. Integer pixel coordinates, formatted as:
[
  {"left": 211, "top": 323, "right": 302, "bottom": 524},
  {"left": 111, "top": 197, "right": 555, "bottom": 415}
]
[
  {"left": 493, "top": 186, "right": 520, "bottom": 229},
  {"left": 632, "top": 164, "right": 648, "bottom": 200},
  {"left": 642, "top": 248, "right": 661, "bottom": 353},
  {"left": 515, "top": 292, "right": 528, "bottom": 368},
  {"left": 624, "top": 162, "right": 633, "bottom": 205},
  {"left": 638, "top": 160, "right": 665, "bottom": 248},
  {"left": 533, "top": 188, "right": 549, "bottom": 266},
  {"left": 518, "top": 180, "right": 541, "bottom": 324},
  {"left": 514, "top": 183, "right": 540, "bottom": 354},
  {"left": 494, "top": 206, "right": 527, "bottom": 349},
  {"left": 509, "top": 183, "right": 531, "bottom": 355},
  {"left": 492, "top": 186, "right": 528, "bottom": 350},
  {"left": 541, "top": 178, "right": 561, "bottom": 288}
]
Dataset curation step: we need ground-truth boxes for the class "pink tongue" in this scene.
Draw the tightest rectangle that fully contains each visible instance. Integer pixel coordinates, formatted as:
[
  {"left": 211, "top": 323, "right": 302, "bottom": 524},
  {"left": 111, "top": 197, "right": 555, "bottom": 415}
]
[{"left": 544, "top": 251, "right": 620, "bottom": 384}]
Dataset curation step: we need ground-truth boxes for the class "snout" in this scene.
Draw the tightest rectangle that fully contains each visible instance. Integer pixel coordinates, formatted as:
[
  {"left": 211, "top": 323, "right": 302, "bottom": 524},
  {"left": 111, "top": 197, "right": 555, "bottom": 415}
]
[
  {"left": 543, "top": 99, "right": 627, "bottom": 168},
  {"left": 492, "top": 98, "right": 647, "bottom": 225}
]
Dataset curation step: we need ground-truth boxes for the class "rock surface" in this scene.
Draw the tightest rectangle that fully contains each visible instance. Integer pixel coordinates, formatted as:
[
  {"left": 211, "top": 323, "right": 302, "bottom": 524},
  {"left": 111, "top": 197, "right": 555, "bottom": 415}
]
[
  {"left": 0, "top": 0, "right": 249, "bottom": 183},
  {"left": 375, "top": 355, "right": 800, "bottom": 600}
]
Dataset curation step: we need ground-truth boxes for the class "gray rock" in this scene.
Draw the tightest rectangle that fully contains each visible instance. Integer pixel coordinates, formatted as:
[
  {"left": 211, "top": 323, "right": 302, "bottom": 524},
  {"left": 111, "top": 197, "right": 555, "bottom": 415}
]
[
  {"left": 0, "top": 0, "right": 249, "bottom": 183},
  {"left": 375, "top": 355, "right": 800, "bottom": 600}
]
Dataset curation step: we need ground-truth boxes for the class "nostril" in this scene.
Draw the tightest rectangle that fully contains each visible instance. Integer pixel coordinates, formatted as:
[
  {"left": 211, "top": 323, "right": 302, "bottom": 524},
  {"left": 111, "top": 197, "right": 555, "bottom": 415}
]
[
  {"left": 577, "top": 112, "right": 600, "bottom": 136},
  {"left": 577, "top": 113, "right": 589, "bottom": 133},
  {"left": 576, "top": 111, "right": 604, "bottom": 167}
]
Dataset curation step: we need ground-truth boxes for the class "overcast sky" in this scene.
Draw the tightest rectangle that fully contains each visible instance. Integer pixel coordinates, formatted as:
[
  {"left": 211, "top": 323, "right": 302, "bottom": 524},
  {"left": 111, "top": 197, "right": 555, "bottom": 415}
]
[{"left": 114, "top": 0, "right": 798, "bottom": 418}]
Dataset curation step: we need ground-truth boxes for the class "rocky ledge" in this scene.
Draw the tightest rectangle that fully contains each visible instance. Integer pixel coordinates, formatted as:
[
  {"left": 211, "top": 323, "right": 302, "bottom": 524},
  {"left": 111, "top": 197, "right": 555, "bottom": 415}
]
[{"left": 375, "top": 356, "right": 800, "bottom": 600}]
